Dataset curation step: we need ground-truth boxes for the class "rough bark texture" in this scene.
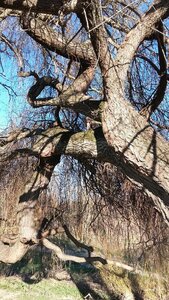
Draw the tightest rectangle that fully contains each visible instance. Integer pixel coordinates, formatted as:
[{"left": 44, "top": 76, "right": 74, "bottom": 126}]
[
  {"left": 0, "top": 0, "right": 63, "bottom": 15},
  {"left": 84, "top": 0, "right": 169, "bottom": 223},
  {"left": 0, "top": 0, "right": 169, "bottom": 263}
]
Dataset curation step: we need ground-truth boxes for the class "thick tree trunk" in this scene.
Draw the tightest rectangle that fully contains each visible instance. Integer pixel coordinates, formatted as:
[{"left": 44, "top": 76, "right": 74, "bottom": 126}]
[
  {"left": 0, "top": 147, "right": 60, "bottom": 263},
  {"left": 84, "top": 0, "right": 169, "bottom": 223},
  {"left": 0, "top": 0, "right": 169, "bottom": 264}
]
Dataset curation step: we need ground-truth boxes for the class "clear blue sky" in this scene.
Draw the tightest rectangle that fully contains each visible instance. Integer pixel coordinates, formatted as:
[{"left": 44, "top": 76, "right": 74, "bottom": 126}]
[{"left": 0, "top": 87, "right": 9, "bottom": 130}]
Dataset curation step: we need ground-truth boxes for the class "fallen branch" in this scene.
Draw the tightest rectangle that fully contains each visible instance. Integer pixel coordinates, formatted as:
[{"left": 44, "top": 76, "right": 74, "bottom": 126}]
[
  {"left": 43, "top": 238, "right": 106, "bottom": 264},
  {"left": 62, "top": 224, "right": 93, "bottom": 256},
  {"left": 42, "top": 238, "right": 143, "bottom": 274}
]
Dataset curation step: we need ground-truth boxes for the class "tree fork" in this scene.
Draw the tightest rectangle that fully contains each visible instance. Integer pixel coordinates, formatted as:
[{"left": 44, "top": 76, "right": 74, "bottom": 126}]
[{"left": 83, "top": 0, "right": 169, "bottom": 224}]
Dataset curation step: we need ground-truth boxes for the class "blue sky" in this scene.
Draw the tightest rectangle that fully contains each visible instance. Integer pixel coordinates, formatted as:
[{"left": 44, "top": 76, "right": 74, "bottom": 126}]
[
  {"left": 0, "top": 50, "right": 19, "bottom": 131},
  {"left": 0, "top": 86, "right": 9, "bottom": 130},
  {"left": 0, "top": 72, "right": 28, "bottom": 132},
  {"left": 0, "top": 4, "right": 168, "bottom": 133}
]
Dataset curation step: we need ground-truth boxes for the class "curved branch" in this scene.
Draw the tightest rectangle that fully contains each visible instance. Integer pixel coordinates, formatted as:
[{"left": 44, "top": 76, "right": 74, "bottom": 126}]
[
  {"left": 63, "top": 224, "right": 94, "bottom": 255},
  {"left": 1, "top": 121, "right": 169, "bottom": 263},
  {"left": 0, "top": 33, "right": 24, "bottom": 70},
  {"left": 21, "top": 16, "right": 95, "bottom": 63},
  {"left": 83, "top": 0, "right": 169, "bottom": 224},
  {"left": 135, "top": 54, "right": 161, "bottom": 74},
  {"left": 18, "top": 70, "right": 40, "bottom": 80},
  {"left": 113, "top": 0, "right": 169, "bottom": 83},
  {"left": 136, "top": 54, "right": 169, "bottom": 80},
  {"left": 26, "top": 67, "right": 102, "bottom": 120},
  {"left": 42, "top": 238, "right": 143, "bottom": 274},
  {"left": 140, "top": 22, "right": 168, "bottom": 118}
]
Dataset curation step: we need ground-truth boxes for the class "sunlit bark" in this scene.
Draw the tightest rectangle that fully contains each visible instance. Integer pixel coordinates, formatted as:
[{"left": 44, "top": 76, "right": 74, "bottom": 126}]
[
  {"left": 0, "top": 0, "right": 169, "bottom": 264},
  {"left": 84, "top": 0, "right": 169, "bottom": 223}
]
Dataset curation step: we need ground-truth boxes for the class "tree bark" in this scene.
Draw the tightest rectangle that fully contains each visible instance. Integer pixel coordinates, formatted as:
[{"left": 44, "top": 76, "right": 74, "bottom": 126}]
[
  {"left": 84, "top": 0, "right": 169, "bottom": 223},
  {"left": 0, "top": 0, "right": 63, "bottom": 15},
  {"left": 21, "top": 16, "right": 95, "bottom": 64},
  {"left": 0, "top": 0, "right": 169, "bottom": 265}
]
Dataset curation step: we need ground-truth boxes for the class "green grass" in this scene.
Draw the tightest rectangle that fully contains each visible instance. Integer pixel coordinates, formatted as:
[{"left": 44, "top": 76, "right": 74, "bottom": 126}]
[
  {"left": 0, "top": 241, "right": 168, "bottom": 300},
  {"left": 0, "top": 276, "right": 83, "bottom": 300}
]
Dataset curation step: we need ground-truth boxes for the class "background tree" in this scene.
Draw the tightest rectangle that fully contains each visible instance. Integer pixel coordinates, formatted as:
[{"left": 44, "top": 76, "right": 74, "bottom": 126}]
[{"left": 0, "top": 0, "right": 168, "bottom": 265}]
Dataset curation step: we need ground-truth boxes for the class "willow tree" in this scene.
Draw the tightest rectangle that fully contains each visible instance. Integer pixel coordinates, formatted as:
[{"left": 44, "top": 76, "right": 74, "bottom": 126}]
[{"left": 0, "top": 0, "right": 168, "bottom": 264}]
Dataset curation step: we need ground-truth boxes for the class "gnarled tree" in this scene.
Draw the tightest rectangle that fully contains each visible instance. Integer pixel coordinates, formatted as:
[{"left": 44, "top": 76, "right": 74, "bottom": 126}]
[{"left": 0, "top": 0, "right": 169, "bottom": 265}]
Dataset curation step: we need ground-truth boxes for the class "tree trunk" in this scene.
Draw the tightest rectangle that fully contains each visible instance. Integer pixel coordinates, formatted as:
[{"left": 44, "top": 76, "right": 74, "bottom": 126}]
[{"left": 84, "top": 0, "right": 169, "bottom": 224}]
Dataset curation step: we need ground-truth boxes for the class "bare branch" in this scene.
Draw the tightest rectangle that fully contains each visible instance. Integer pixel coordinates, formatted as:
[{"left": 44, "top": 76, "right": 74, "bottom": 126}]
[
  {"left": 140, "top": 22, "right": 168, "bottom": 118},
  {"left": 0, "top": 127, "right": 43, "bottom": 146},
  {"left": 42, "top": 238, "right": 143, "bottom": 274},
  {"left": 20, "top": 16, "right": 95, "bottom": 63},
  {"left": 42, "top": 237, "right": 105, "bottom": 264},
  {"left": 26, "top": 67, "right": 102, "bottom": 120},
  {"left": 63, "top": 224, "right": 94, "bottom": 255},
  {"left": 18, "top": 70, "right": 40, "bottom": 80},
  {"left": 0, "top": 33, "right": 24, "bottom": 70}
]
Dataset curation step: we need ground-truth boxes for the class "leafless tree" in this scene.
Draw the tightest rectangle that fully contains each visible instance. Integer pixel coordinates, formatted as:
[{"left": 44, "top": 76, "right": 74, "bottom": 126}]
[{"left": 0, "top": 0, "right": 168, "bottom": 266}]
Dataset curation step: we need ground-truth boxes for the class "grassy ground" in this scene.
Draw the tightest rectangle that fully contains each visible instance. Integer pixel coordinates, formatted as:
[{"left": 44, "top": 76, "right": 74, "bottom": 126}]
[
  {"left": 0, "top": 243, "right": 168, "bottom": 300},
  {"left": 0, "top": 276, "right": 83, "bottom": 300},
  {"left": 0, "top": 266, "right": 168, "bottom": 300}
]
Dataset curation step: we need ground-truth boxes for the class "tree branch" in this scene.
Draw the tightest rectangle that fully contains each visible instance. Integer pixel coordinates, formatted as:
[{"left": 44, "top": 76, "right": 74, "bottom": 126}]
[
  {"left": 26, "top": 67, "right": 102, "bottom": 120},
  {"left": 42, "top": 238, "right": 143, "bottom": 274},
  {"left": 0, "top": 127, "right": 43, "bottom": 146},
  {"left": 62, "top": 224, "right": 94, "bottom": 256},
  {"left": 20, "top": 16, "right": 95, "bottom": 64},
  {"left": 83, "top": 0, "right": 169, "bottom": 224},
  {"left": 0, "top": 0, "right": 63, "bottom": 16},
  {"left": 135, "top": 54, "right": 169, "bottom": 81},
  {"left": 0, "top": 33, "right": 24, "bottom": 70},
  {"left": 140, "top": 22, "right": 168, "bottom": 118}
]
